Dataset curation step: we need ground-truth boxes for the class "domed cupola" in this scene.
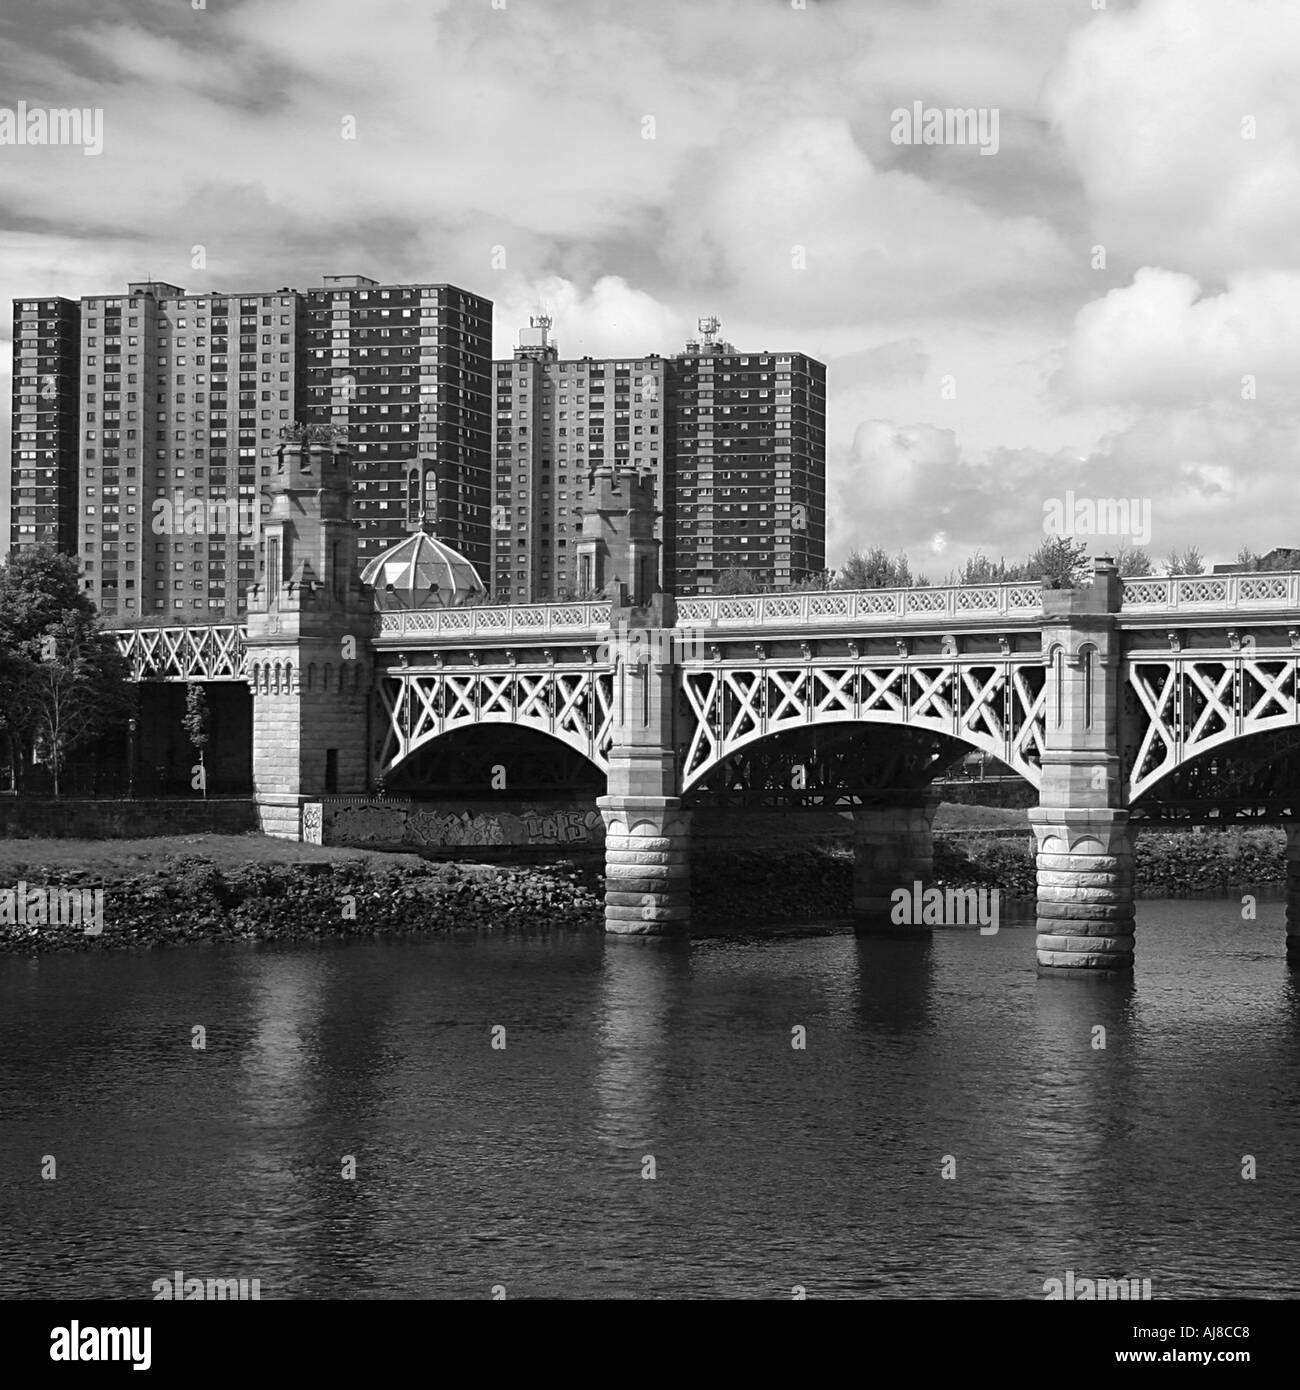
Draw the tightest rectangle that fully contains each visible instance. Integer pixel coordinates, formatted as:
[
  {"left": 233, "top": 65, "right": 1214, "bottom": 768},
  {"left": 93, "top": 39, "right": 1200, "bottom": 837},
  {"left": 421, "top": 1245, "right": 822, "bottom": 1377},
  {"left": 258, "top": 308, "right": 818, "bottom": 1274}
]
[{"left": 360, "top": 523, "right": 487, "bottom": 609}]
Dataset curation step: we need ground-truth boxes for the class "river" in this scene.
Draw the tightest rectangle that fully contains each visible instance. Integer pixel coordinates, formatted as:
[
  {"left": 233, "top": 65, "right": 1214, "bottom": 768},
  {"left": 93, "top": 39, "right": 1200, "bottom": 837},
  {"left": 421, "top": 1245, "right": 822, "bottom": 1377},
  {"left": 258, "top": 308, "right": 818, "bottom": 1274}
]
[{"left": 2, "top": 899, "right": 1299, "bottom": 1299}]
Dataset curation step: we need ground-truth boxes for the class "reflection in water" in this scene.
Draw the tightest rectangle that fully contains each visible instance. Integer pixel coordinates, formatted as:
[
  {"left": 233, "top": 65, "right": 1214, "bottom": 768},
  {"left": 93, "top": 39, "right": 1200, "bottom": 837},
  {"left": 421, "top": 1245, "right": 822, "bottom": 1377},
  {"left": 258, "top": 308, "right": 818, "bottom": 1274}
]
[
  {"left": 1025, "top": 974, "right": 1140, "bottom": 1289},
  {"left": 2, "top": 900, "right": 1300, "bottom": 1298},
  {"left": 852, "top": 936, "right": 936, "bottom": 1036},
  {"left": 238, "top": 951, "right": 326, "bottom": 1133},
  {"left": 594, "top": 940, "right": 689, "bottom": 1151}
]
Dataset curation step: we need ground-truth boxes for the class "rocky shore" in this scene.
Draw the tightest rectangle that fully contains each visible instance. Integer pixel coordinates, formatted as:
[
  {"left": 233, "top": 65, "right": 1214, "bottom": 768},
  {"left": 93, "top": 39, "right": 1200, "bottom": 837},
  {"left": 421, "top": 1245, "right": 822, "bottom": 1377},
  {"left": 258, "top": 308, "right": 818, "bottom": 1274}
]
[
  {"left": 0, "top": 857, "right": 606, "bottom": 953},
  {"left": 0, "top": 826, "right": 1286, "bottom": 953}
]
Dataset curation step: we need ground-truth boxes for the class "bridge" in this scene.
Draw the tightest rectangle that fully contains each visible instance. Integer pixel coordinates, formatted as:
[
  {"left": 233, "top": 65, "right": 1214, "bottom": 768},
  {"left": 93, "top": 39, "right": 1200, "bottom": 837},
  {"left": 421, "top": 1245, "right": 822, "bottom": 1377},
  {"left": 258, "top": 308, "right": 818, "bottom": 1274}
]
[{"left": 110, "top": 437, "right": 1300, "bottom": 975}]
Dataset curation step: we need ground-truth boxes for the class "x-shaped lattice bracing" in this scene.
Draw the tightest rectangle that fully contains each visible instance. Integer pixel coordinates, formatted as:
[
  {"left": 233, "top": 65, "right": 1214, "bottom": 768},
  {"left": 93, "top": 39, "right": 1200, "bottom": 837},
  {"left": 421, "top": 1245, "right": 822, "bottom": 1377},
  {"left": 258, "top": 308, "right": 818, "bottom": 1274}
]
[
  {"left": 959, "top": 667, "right": 1008, "bottom": 746},
  {"left": 1241, "top": 660, "right": 1294, "bottom": 725},
  {"left": 382, "top": 669, "right": 614, "bottom": 774},
  {"left": 768, "top": 669, "right": 810, "bottom": 724},
  {"left": 859, "top": 665, "right": 908, "bottom": 715},
  {"left": 910, "top": 667, "right": 957, "bottom": 723},
  {"left": 810, "top": 668, "right": 857, "bottom": 718},
  {"left": 1128, "top": 657, "right": 1300, "bottom": 801},
  {"left": 116, "top": 625, "right": 247, "bottom": 680},
  {"left": 680, "top": 659, "right": 1044, "bottom": 790}
]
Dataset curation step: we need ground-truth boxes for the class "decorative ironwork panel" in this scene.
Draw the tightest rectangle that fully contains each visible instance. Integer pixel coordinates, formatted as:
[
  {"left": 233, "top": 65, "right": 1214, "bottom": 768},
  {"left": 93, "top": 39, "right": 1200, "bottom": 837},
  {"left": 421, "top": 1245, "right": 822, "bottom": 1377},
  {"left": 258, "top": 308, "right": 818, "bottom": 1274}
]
[
  {"left": 679, "top": 657, "right": 1045, "bottom": 791},
  {"left": 379, "top": 667, "right": 615, "bottom": 773},
  {"left": 113, "top": 625, "right": 247, "bottom": 681},
  {"left": 1126, "top": 655, "right": 1300, "bottom": 801}
]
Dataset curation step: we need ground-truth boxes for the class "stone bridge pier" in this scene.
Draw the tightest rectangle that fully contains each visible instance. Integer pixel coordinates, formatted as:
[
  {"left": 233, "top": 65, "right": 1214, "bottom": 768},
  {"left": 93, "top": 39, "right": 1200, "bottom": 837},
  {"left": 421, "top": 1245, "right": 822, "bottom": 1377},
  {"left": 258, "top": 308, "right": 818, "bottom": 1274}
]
[
  {"left": 850, "top": 798, "right": 939, "bottom": 937},
  {"left": 596, "top": 597, "right": 692, "bottom": 937},
  {"left": 1030, "top": 561, "right": 1135, "bottom": 974}
]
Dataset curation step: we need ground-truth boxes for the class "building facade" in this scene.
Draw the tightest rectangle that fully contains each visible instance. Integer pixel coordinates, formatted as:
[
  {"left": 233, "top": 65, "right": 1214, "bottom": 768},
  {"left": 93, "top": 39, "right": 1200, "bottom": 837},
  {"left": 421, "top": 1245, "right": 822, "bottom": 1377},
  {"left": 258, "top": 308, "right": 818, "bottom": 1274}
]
[
  {"left": 490, "top": 317, "right": 825, "bottom": 602},
  {"left": 491, "top": 317, "right": 667, "bottom": 602},
  {"left": 9, "top": 295, "right": 81, "bottom": 554},
  {"left": 665, "top": 325, "right": 826, "bottom": 596},
  {"left": 11, "top": 292, "right": 823, "bottom": 613},
  {"left": 10, "top": 276, "right": 491, "bottom": 624},
  {"left": 67, "top": 280, "right": 304, "bottom": 622},
  {"left": 301, "top": 276, "right": 492, "bottom": 575}
]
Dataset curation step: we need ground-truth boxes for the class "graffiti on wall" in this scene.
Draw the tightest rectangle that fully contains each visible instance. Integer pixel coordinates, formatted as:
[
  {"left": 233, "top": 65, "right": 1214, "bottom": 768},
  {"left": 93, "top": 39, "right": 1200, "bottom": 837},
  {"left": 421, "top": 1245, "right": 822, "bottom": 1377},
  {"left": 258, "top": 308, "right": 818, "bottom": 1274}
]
[{"left": 319, "top": 801, "right": 604, "bottom": 849}]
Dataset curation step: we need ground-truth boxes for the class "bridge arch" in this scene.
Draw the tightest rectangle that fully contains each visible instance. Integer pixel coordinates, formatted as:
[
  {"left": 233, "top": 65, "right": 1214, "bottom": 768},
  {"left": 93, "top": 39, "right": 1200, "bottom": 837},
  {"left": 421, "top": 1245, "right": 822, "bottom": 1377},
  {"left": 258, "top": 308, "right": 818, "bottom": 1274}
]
[
  {"left": 681, "top": 714, "right": 1041, "bottom": 795},
  {"left": 1125, "top": 653, "right": 1300, "bottom": 803},
  {"left": 679, "top": 661, "right": 1045, "bottom": 793},
  {"left": 377, "top": 667, "right": 615, "bottom": 776},
  {"left": 1128, "top": 725, "right": 1300, "bottom": 813},
  {"left": 381, "top": 722, "right": 607, "bottom": 798}
]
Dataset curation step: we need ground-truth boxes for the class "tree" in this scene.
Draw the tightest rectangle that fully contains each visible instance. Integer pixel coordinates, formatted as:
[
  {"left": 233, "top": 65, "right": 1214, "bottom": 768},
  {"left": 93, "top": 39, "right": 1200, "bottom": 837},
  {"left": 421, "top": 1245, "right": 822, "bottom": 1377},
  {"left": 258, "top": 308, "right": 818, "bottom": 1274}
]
[
  {"left": 711, "top": 567, "right": 765, "bottom": 595},
  {"left": 833, "top": 547, "right": 913, "bottom": 589},
  {"left": 956, "top": 552, "right": 1005, "bottom": 584},
  {"left": 0, "top": 546, "right": 102, "bottom": 792},
  {"left": 7, "top": 610, "right": 133, "bottom": 796},
  {"left": 1025, "top": 535, "right": 1090, "bottom": 589},
  {"left": 182, "top": 682, "right": 211, "bottom": 798},
  {"left": 1164, "top": 545, "right": 1205, "bottom": 576},
  {"left": 0, "top": 545, "right": 94, "bottom": 649},
  {"left": 1114, "top": 542, "right": 1153, "bottom": 577}
]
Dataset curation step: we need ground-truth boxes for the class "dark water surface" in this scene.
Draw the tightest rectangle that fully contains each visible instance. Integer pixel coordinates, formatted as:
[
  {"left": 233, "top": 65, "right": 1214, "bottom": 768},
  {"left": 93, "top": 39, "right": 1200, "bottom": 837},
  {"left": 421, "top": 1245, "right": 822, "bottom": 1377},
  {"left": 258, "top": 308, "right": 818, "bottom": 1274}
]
[{"left": 2, "top": 900, "right": 1299, "bottom": 1299}]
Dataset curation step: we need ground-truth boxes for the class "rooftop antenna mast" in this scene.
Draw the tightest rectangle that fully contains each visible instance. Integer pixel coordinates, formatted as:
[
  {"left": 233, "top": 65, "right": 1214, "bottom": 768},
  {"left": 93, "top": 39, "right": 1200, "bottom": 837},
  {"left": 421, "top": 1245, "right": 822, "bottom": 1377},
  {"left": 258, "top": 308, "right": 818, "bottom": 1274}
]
[{"left": 698, "top": 315, "right": 721, "bottom": 346}]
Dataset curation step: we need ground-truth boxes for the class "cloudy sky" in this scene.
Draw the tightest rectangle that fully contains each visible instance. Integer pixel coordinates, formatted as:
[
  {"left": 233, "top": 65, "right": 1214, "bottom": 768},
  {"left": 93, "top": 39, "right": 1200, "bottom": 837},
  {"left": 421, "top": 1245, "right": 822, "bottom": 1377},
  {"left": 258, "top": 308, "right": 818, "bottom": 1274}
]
[{"left": 1, "top": 0, "right": 1297, "bottom": 577}]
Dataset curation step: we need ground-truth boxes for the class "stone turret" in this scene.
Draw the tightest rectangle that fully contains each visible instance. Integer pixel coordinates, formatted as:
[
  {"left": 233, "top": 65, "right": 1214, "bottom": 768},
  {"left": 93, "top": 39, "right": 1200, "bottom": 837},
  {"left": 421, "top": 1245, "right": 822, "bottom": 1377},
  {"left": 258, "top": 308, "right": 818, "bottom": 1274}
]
[
  {"left": 244, "top": 426, "right": 374, "bottom": 837},
  {"left": 575, "top": 464, "right": 660, "bottom": 606}
]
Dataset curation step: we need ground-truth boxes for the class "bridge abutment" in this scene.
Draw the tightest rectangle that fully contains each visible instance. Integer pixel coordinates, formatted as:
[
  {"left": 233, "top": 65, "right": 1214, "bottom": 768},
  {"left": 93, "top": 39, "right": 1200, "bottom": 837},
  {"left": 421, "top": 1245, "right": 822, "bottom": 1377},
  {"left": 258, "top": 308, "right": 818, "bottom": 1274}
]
[{"left": 851, "top": 799, "right": 938, "bottom": 936}]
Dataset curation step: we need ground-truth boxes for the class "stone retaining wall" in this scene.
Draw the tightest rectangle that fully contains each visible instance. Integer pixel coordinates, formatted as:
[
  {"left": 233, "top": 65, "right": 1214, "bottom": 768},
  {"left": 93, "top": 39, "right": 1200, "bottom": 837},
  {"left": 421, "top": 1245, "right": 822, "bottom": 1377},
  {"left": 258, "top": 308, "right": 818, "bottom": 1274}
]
[
  {"left": 313, "top": 797, "right": 605, "bottom": 851},
  {"left": 0, "top": 797, "right": 256, "bottom": 840}
]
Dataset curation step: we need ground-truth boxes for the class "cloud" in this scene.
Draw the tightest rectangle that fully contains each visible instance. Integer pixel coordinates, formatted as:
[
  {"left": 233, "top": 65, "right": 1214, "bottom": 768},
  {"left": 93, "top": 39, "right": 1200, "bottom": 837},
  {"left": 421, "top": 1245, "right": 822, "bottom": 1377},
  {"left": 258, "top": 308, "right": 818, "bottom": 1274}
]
[
  {"left": 827, "top": 338, "right": 930, "bottom": 385},
  {"left": 1046, "top": 0, "right": 1300, "bottom": 277},
  {"left": 3, "top": 0, "right": 1297, "bottom": 573},
  {"left": 1056, "top": 267, "right": 1300, "bottom": 408},
  {"left": 828, "top": 405, "right": 1300, "bottom": 576},
  {"left": 662, "top": 115, "right": 1074, "bottom": 325},
  {"left": 489, "top": 275, "right": 683, "bottom": 359}
]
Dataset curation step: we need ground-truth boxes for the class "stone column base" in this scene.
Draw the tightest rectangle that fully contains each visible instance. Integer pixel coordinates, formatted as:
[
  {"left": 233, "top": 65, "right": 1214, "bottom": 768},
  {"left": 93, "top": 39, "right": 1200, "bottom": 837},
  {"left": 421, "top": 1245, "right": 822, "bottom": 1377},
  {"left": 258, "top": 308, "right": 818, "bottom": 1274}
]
[
  {"left": 597, "top": 796, "right": 691, "bottom": 937},
  {"left": 255, "top": 794, "right": 305, "bottom": 841},
  {"left": 1029, "top": 808, "right": 1134, "bottom": 973},
  {"left": 1286, "top": 824, "right": 1300, "bottom": 967},
  {"left": 851, "top": 799, "right": 937, "bottom": 937}
]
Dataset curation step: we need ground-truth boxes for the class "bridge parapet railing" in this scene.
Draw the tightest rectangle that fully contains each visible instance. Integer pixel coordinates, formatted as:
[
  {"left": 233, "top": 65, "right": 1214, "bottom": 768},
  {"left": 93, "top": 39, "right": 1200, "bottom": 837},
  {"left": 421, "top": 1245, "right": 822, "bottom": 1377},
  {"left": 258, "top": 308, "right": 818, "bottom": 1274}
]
[
  {"left": 1120, "top": 572, "right": 1300, "bottom": 612},
  {"left": 673, "top": 583, "right": 1044, "bottom": 628},
  {"left": 374, "top": 601, "right": 612, "bottom": 641}
]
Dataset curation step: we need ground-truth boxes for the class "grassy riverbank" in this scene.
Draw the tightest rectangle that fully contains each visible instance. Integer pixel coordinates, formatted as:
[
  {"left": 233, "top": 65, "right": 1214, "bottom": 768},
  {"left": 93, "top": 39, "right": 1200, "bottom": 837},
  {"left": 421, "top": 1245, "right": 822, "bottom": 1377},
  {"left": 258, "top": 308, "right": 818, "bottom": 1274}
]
[{"left": 0, "top": 818, "right": 1286, "bottom": 952}]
